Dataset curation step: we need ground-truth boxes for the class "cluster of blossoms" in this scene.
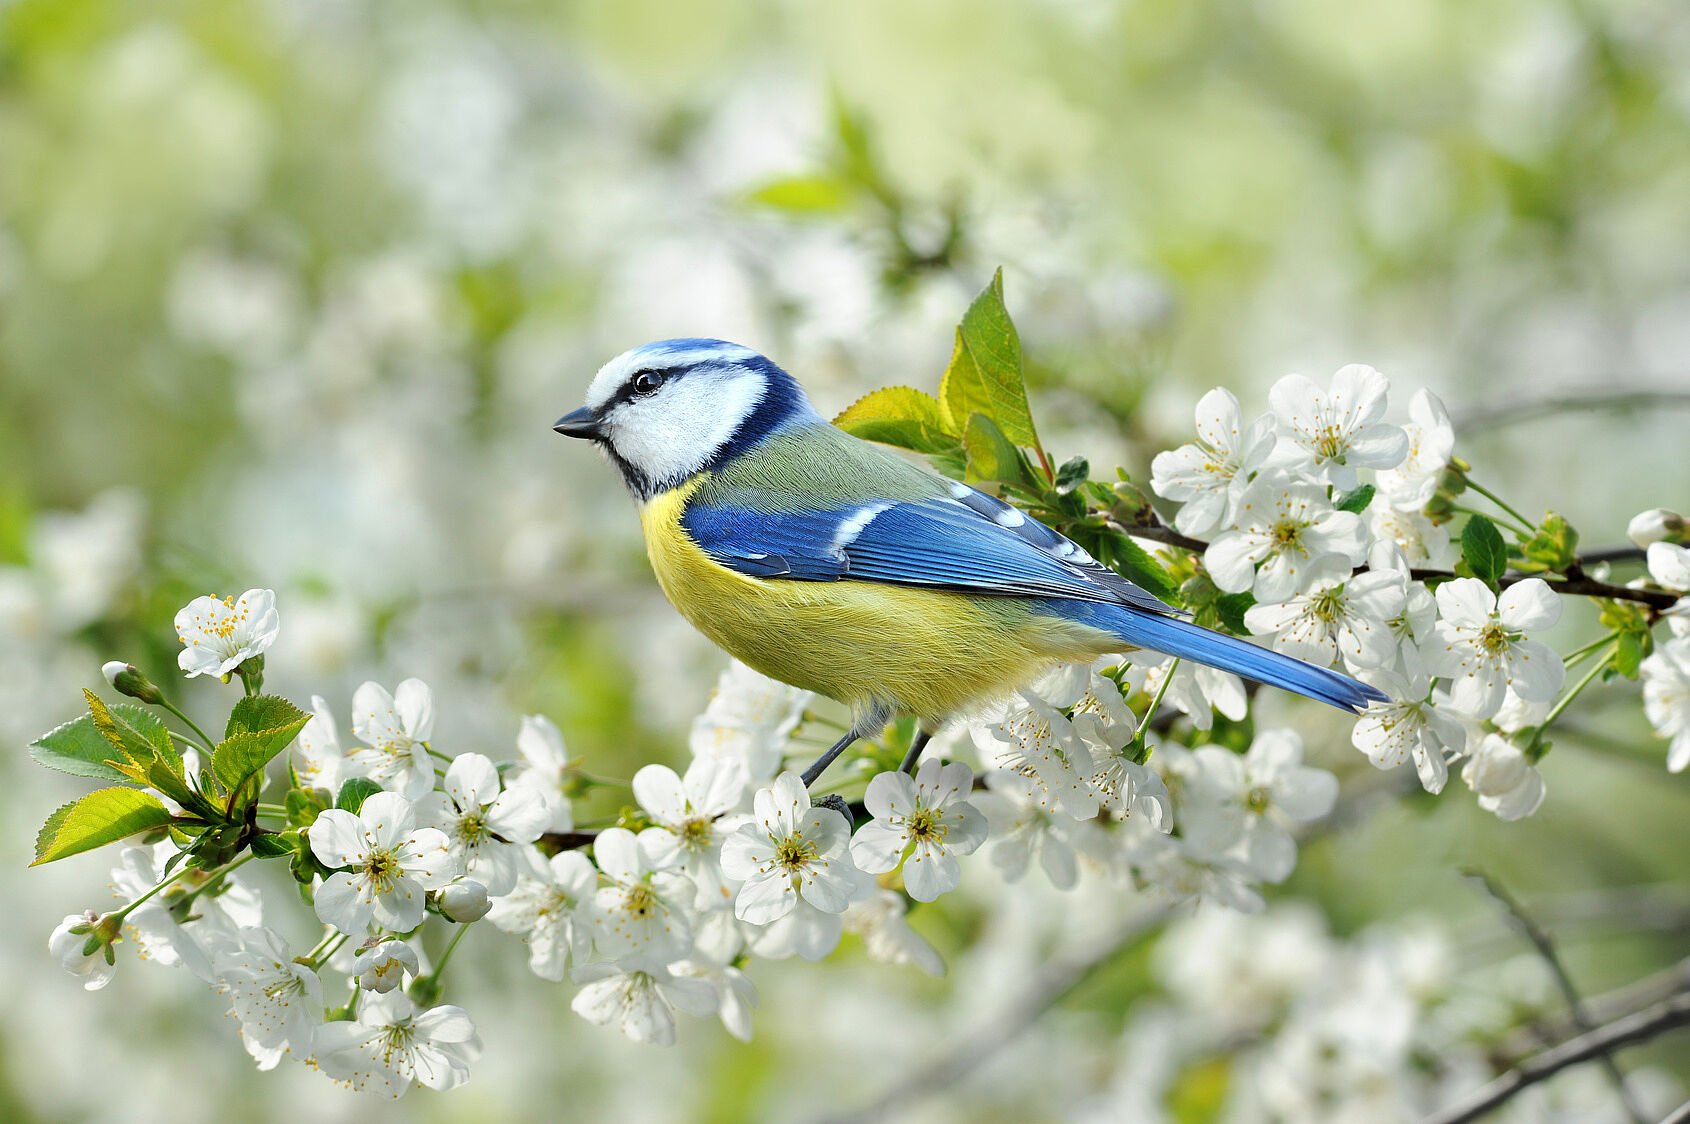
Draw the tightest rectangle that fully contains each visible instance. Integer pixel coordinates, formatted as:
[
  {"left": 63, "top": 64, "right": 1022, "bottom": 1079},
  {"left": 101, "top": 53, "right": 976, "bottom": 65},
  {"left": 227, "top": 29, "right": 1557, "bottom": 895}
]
[
  {"left": 35, "top": 362, "right": 1687, "bottom": 1099},
  {"left": 1075, "top": 902, "right": 1683, "bottom": 1121}
]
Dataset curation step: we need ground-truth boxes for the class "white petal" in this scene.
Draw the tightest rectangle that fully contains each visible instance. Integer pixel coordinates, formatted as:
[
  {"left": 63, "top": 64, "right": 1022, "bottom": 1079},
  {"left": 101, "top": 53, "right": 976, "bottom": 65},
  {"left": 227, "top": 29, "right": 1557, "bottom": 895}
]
[
  {"left": 633, "top": 764, "right": 688, "bottom": 825},
  {"left": 446, "top": 753, "right": 500, "bottom": 810},
  {"left": 734, "top": 869, "right": 797, "bottom": 925},
  {"left": 592, "top": 827, "right": 643, "bottom": 885},
  {"left": 848, "top": 821, "right": 907, "bottom": 873},
  {"left": 1497, "top": 579, "right": 1562, "bottom": 632},
  {"left": 394, "top": 677, "right": 435, "bottom": 741}
]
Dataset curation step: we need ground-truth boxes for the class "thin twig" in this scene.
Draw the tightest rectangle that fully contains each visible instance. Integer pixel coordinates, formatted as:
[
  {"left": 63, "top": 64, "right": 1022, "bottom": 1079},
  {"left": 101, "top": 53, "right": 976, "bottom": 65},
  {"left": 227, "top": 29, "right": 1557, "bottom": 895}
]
[
  {"left": 1453, "top": 387, "right": 1690, "bottom": 433},
  {"left": 1462, "top": 871, "right": 1649, "bottom": 1124},
  {"left": 1660, "top": 1097, "right": 1690, "bottom": 1124},
  {"left": 1420, "top": 991, "right": 1690, "bottom": 1124},
  {"left": 1491, "top": 956, "right": 1690, "bottom": 1064},
  {"left": 808, "top": 903, "right": 1172, "bottom": 1124}
]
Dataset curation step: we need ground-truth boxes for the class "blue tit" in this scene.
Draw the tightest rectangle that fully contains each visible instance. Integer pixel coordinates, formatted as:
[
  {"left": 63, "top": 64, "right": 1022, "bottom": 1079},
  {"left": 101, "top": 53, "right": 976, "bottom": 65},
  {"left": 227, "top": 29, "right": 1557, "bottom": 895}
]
[{"left": 555, "top": 338, "right": 1386, "bottom": 783}]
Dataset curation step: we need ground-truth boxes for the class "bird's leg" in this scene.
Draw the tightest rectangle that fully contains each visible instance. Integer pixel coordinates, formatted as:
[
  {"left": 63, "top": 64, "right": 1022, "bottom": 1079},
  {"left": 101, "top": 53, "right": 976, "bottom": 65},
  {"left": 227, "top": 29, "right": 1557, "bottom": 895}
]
[
  {"left": 799, "top": 729, "right": 860, "bottom": 788},
  {"left": 898, "top": 728, "right": 933, "bottom": 775}
]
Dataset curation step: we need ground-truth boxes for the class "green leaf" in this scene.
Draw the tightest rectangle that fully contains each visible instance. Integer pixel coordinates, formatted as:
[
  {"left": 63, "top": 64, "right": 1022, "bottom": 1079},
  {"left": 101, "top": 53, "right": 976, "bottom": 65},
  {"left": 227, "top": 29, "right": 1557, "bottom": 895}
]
[
  {"left": 746, "top": 174, "right": 854, "bottom": 214},
  {"left": 248, "top": 832, "right": 297, "bottom": 859},
  {"left": 31, "top": 713, "right": 138, "bottom": 783},
  {"left": 83, "top": 689, "right": 181, "bottom": 774},
  {"left": 1214, "top": 592, "right": 1257, "bottom": 636},
  {"left": 1054, "top": 456, "right": 1090, "bottom": 495},
  {"left": 962, "top": 412, "right": 1028, "bottom": 486},
  {"left": 285, "top": 786, "right": 332, "bottom": 829},
  {"left": 1334, "top": 484, "right": 1375, "bottom": 514},
  {"left": 1615, "top": 632, "right": 1645, "bottom": 680},
  {"left": 336, "top": 777, "right": 384, "bottom": 814},
  {"left": 1108, "top": 536, "right": 1182, "bottom": 608},
  {"left": 1460, "top": 515, "right": 1508, "bottom": 589},
  {"left": 937, "top": 269, "right": 1039, "bottom": 449},
  {"left": 32, "top": 788, "right": 177, "bottom": 865},
  {"left": 833, "top": 386, "right": 961, "bottom": 453},
  {"left": 225, "top": 695, "right": 309, "bottom": 741}
]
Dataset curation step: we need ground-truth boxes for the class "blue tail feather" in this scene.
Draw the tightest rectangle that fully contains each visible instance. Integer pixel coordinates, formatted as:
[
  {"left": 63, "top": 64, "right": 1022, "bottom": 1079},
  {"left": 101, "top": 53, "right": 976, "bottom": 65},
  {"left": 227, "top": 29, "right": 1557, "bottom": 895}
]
[{"left": 1056, "top": 601, "right": 1389, "bottom": 714}]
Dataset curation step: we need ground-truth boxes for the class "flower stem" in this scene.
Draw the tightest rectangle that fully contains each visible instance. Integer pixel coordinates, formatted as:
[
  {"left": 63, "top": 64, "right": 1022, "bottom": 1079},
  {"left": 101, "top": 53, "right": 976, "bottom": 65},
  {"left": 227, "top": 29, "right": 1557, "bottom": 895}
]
[
  {"left": 108, "top": 863, "right": 195, "bottom": 924},
  {"left": 1465, "top": 480, "right": 1536, "bottom": 534},
  {"left": 1452, "top": 503, "right": 1533, "bottom": 538},
  {"left": 1562, "top": 632, "right": 1620, "bottom": 670},
  {"left": 1135, "top": 659, "right": 1180, "bottom": 741},
  {"left": 1533, "top": 645, "right": 1616, "bottom": 754},
  {"left": 298, "top": 929, "right": 349, "bottom": 970},
  {"left": 159, "top": 698, "right": 217, "bottom": 752}
]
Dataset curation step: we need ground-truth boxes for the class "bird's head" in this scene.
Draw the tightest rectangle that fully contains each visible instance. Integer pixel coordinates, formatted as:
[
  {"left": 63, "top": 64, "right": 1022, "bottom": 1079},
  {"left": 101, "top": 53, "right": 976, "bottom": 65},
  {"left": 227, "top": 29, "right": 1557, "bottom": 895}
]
[{"left": 555, "top": 339, "right": 822, "bottom": 499}]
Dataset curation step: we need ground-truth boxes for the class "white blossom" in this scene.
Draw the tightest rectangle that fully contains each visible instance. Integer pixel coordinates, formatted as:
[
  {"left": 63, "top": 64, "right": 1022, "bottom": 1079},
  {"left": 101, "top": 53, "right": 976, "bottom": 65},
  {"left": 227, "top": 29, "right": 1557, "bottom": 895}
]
[
  {"left": 309, "top": 791, "right": 457, "bottom": 933},
  {"left": 1628, "top": 508, "right": 1685, "bottom": 549},
  {"left": 356, "top": 940, "right": 419, "bottom": 993},
  {"left": 972, "top": 770, "right": 1090, "bottom": 889},
  {"left": 1423, "top": 578, "right": 1564, "bottom": 719},
  {"left": 312, "top": 990, "right": 480, "bottom": 1094},
  {"left": 587, "top": 827, "right": 695, "bottom": 965},
  {"left": 294, "top": 694, "right": 355, "bottom": 794},
  {"left": 633, "top": 757, "right": 751, "bottom": 910},
  {"left": 214, "top": 926, "right": 324, "bottom": 1070},
  {"left": 109, "top": 842, "right": 261, "bottom": 981},
  {"left": 689, "top": 659, "right": 810, "bottom": 784},
  {"left": 1244, "top": 557, "right": 1408, "bottom": 672},
  {"left": 419, "top": 752, "right": 549, "bottom": 896},
  {"left": 1647, "top": 542, "right": 1690, "bottom": 593},
  {"left": 849, "top": 759, "right": 987, "bottom": 902},
  {"left": 1640, "top": 637, "right": 1690, "bottom": 773},
  {"left": 346, "top": 678, "right": 436, "bottom": 801},
  {"left": 742, "top": 893, "right": 852, "bottom": 961},
  {"left": 1150, "top": 387, "right": 1277, "bottom": 536},
  {"left": 969, "top": 683, "right": 1099, "bottom": 818},
  {"left": 506, "top": 714, "right": 575, "bottom": 833},
  {"left": 487, "top": 849, "right": 597, "bottom": 981},
  {"left": 1376, "top": 388, "right": 1454, "bottom": 510},
  {"left": 1172, "top": 731, "right": 1338, "bottom": 883},
  {"left": 669, "top": 957, "right": 759, "bottom": 1043},
  {"left": 1460, "top": 734, "right": 1546, "bottom": 820},
  {"left": 174, "top": 588, "right": 279, "bottom": 678},
  {"left": 720, "top": 771, "right": 856, "bottom": 924},
  {"left": 438, "top": 879, "right": 491, "bottom": 923},
  {"left": 49, "top": 911, "right": 116, "bottom": 991},
  {"left": 1352, "top": 668, "right": 1466, "bottom": 793},
  {"left": 1267, "top": 365, "right": 1409, "bottom": 490},
  {"left": 1368, "top": 494, "right": 1451, "bottom": 566},
  {"left": 1123, "top": 656, "right": 1248, "bottom": 731},
  {"left": 570, "top": 963, "right": 718, "bottom": 1047},
  {"left": 842, "top": 890, "right": 946, "bottom": 977},
  {"left": 1206, "top": 476, "right": 1367, "bottom": 602}
]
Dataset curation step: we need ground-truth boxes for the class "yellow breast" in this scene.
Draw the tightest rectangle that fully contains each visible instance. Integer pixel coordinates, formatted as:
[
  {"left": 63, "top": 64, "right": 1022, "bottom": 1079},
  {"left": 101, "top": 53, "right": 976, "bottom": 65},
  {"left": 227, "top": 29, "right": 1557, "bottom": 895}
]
[{"left": 637, "top": 478, "right": 1118, "bottom": 725}]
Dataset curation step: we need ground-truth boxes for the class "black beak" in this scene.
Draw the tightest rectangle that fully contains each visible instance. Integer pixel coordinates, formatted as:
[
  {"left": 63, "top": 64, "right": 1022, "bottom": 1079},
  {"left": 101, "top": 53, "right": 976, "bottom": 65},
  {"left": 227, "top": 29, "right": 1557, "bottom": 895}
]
[{"left": 553, "top": 407, "right": 601, "bottom": 440}]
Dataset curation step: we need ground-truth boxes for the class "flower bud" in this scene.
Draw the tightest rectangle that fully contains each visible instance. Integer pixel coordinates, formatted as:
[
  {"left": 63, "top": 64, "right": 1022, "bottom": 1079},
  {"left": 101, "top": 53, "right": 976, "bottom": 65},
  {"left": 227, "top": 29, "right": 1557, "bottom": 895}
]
[
  {"left": 1627, "top": 508, "right": 1685, "bottom": 549},
  {"left": 439, "top": 879, "right": 490, "bottom": 923},
  {"left": 102, "top": 661, "right": 162, "bottom": 705},
  {"left": 356, "top": 940, "right": 419, "bottom": 993},
  {"left": 49, "top": 911, "right": 118, "bottom": 991}
]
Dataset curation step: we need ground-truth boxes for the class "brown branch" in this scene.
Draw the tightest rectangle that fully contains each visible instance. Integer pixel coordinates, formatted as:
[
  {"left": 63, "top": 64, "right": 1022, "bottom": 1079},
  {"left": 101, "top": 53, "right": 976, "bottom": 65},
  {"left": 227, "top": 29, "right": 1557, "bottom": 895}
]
[
  {"left": 1463, "top": 871, "right": 1649, "bottom": 1124},
  {"left": 1494, "top": 955, "right": 1690, "bottom": 1065},
  {"left": 537, "top": 831, "right": 598, "bottom": 852},
  {"left": 1421, "top": 991, "right": 1690, "bottom": 1124},
  {"left": 1452, "top": 386, "right": 1690, "bottom": 433},
  {"left": 1115, "top": 517, "right": 1676, "bottom": 612}
]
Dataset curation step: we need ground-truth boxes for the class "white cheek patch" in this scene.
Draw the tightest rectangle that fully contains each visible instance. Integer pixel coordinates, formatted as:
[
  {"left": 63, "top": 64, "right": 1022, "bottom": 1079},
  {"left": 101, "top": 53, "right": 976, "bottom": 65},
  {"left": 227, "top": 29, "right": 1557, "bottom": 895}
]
[{"left": 605, "top": 372, "right": 765, "bottom": 484}]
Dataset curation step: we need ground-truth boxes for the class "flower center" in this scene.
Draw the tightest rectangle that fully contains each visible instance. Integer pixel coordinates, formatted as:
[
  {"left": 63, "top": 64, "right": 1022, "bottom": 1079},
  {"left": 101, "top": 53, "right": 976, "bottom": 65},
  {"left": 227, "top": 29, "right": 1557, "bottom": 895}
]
[
  {"left": 1477, "top": 623, "right": 1511, "bottom": 657},
  {"left": 903, "top": 807, "right": 943, "bottom": 843},
  {"left": 1309, "top": 587, "right": 1344, "bottom": 624},
  {"left": 1246, "top": 786, "right": 1272, "bottom": 814},
  {"left": 1270, "top": 519, "right": 1304, "bottom": 549},
  {"left": 454, "top": 811, "right": 489, "bottom": 847},
  {"left": 678, "top": 816, "right": 713, "bottom": 851},
  {"left": 622, "top": 883, "right": 656, "bottom": 918},
  {"left": 263, "top": 971, "right": 306, "bottom": 1002},
  {"left": 1314, "top": 426, "right": 1347, "bottom": 461},
  {"left": 362, "top": 848, "right": 401, "bottom": 893},
  {"left": 774, "top": 834, "right": 818, "bottom": 872}
]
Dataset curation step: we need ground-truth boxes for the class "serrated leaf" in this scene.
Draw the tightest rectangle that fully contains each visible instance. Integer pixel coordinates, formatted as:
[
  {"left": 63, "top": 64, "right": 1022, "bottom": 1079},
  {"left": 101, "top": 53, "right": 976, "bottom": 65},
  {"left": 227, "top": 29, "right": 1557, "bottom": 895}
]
[
  {"left": 746, "top": 174, "right": 854, "bottom": 214},
  {"left": 32, "top": 788, "right": 177, "bottom": 865},
  {"left": 31, "top": 713, "right": 139, "bottom": 783},
  {"left": 1054, "top": 456, "right": 1090, "bottom": 495},
  {"left": 963, "top": 412, "right": 1027, "bottom": 486},
  {"left": 1335, "top": 484, "right": 1375, "bottom": 514},
  {"left": 833, "top": 386, "right": 961, "bottom": 453},
  {"left": 1615, "top": 633, "right": 1646, "bottom": 680},
  {"left": 211, "top": 716, "right": 311, "bottom": 795},
  {"left": 226, "top": 695, "right": 309, "bottom": 741},
  {"left": 249, "top": 833, "right": 296, "bottom": 858},
  {"left": 336, "top": 777, "right": 384, "bottom": 814},
  {"left": 1460, "top": 515, "right": 1508, "bottom": 589},
  {"left": 84, "top": 690, "right": 181, "bottom": 774},
  {"left": 938, "top": 269, "right": 1039, "bottom": 449}
]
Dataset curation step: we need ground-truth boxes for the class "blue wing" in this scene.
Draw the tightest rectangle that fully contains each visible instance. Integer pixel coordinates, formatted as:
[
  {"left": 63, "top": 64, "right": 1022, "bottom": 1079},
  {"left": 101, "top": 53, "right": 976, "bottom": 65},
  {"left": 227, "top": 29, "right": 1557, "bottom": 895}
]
[{"left": 681, "top": 482, "right": 1182, "bottom": 616}]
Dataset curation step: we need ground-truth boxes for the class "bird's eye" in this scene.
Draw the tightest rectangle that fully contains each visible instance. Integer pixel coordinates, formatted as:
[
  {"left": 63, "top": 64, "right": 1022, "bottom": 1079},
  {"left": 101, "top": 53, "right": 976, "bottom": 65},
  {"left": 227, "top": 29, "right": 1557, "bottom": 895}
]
[{"left": 632, "top": 370, "right": 666, "bottom": 396}]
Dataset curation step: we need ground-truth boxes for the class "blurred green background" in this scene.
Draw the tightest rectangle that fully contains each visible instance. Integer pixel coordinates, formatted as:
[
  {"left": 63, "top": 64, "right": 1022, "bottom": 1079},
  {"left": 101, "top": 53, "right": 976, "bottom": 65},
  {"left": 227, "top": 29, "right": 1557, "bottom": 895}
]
[{"left": 2, "top": 0, "right": 1688, "bottom": 1120}]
